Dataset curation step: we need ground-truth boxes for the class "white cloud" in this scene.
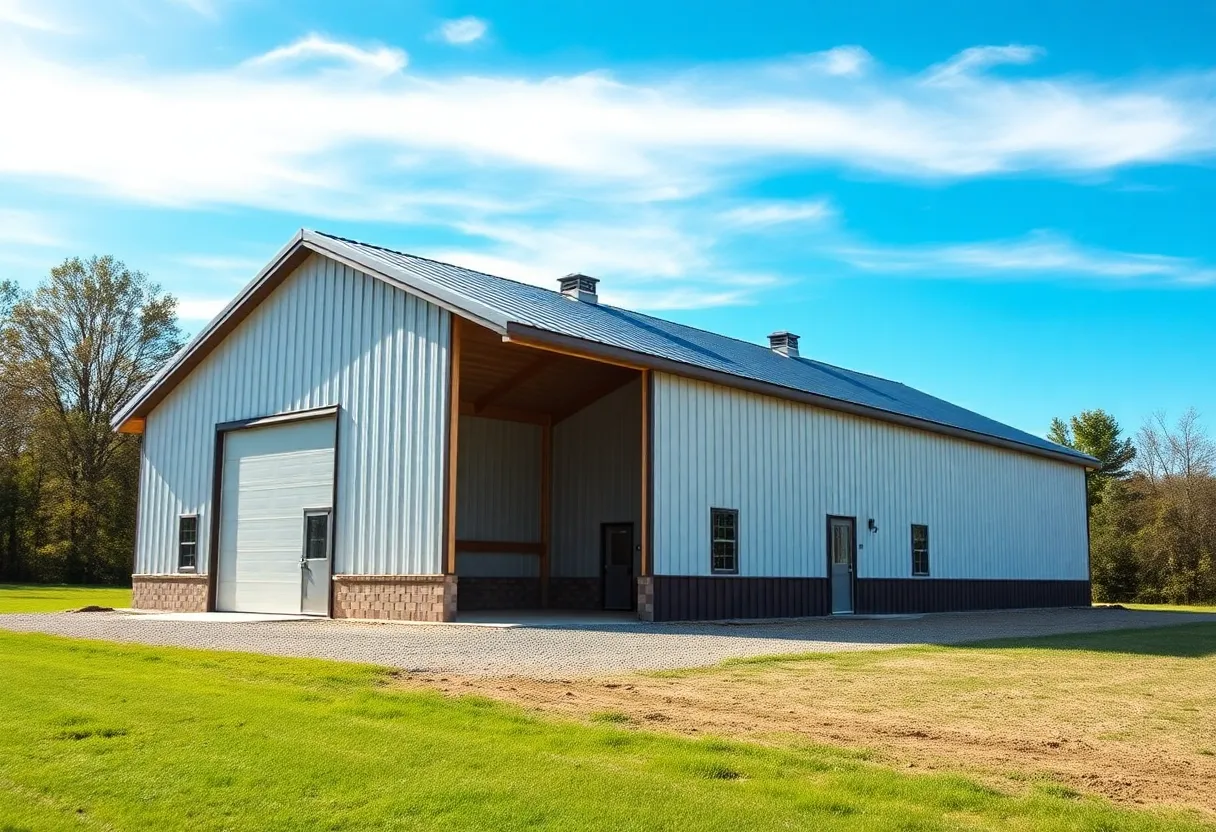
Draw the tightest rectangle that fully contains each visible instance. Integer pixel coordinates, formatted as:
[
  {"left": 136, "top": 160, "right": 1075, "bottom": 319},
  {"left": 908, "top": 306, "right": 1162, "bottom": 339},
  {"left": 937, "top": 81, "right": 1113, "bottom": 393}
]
[
  {"left": 2, "top": 30, "right": 1216, "bottom": 305},
  {"left": 175, "top": 254, "right": 266, "bottom": 273},
  {"left": 720, "top": 199, "right": 834, "bottom": 227},
  {"left": 244, "top": 33, "right": 407, "bottom": 76},
  {"left": 815, "top": 46, "right": 871, "bottom": 77},
  {"left": 435, "top": 16, "right": 488, "bottom": 45},
  {"left": 0, "top": 209, "right": 62, "bottom": 247},
  {"left": 926, "top": 44, "right": 1044, "bottom": 84},
  {"left": 0, "top": 0, "right": 67, "bottom": 31},
  {"left": 836, "top": 231, "right": 1216, "bottom": 285},
  {"left": 0, "top": 35, "right": 1210, "bottom": 222},
  {"left": 175, "top": 296, "right": 229, "bottom": 321},
  {"left": 419, "top": 211, "right": 781, "bottom": 310}
]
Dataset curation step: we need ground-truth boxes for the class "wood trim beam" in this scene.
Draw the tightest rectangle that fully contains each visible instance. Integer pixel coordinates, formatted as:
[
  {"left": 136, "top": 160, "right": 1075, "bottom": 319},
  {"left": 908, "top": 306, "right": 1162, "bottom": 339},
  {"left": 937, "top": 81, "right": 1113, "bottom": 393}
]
[
  {"left": 117, "top": 417, "right": 145, "bottom": 434},
  {"left": 459, "top": 401, "right": 551, "bottom": 426},
  {"left": 640, "top": 369, "right": 652, "bottom": 577},
  {"left": 443, "top": 317, "right": 462, "bottom": 575},
  {"left": 455, "top": 540, "right": 542, "bottom": 555},
  {"left": 472, "top": 355, "right": 555, "bottom": 412},
  {"left": 501, "top": 332, "right": 647, "bottom": 371}
]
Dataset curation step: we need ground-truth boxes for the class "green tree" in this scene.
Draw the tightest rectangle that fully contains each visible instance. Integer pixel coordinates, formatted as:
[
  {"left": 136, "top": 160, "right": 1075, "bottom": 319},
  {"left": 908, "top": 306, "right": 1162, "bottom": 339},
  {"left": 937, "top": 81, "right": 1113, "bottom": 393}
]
[
  {"left": 1048, "top": 409, "right": 1136, "bottom": 506},
  {"left": 1, "top": 257, "right": 182, "bottom": 583}
]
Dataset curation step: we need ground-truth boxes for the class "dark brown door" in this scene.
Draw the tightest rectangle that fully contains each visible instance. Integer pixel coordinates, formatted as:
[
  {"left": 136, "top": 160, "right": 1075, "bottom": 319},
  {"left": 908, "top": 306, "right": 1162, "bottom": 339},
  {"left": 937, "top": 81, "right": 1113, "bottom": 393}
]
[{"left": 601, "top": 523, "right": 635, "bottom": 610}]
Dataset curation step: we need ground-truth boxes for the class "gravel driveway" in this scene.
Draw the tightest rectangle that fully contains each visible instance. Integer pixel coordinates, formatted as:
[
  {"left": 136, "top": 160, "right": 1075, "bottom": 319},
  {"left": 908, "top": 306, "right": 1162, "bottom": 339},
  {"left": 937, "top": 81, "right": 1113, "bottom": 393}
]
[{"left": 1, "top": 606, "right": 1211, "bottom": 678}]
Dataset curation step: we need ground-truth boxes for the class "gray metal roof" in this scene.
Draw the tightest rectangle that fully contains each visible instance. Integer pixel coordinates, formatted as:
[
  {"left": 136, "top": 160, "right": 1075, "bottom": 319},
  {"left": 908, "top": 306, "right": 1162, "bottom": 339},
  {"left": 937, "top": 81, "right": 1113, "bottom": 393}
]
[{"left": 313, "top": 231, "right": 1095, "bottom": 466}]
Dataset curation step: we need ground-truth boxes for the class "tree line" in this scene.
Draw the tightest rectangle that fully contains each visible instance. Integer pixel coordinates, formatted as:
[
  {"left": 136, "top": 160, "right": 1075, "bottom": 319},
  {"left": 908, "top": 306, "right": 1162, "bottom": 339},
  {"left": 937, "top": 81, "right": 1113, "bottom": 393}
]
[
  {"left": 0, "top": 258, "right": 181, "bottom": 584},
  {"left": 2, "top": 256, "right": 1213, "bottom": 601},
  {"left": 1051, "top": 408, "right": 1216, "bottom": 604}
]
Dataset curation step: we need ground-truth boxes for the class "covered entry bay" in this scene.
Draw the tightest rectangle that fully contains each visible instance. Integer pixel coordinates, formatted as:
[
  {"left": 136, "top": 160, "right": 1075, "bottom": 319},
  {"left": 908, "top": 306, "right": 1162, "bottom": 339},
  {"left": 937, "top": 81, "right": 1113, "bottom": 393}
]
[{"left": 452, "top": 320, "right": 646, "bottom": 613}]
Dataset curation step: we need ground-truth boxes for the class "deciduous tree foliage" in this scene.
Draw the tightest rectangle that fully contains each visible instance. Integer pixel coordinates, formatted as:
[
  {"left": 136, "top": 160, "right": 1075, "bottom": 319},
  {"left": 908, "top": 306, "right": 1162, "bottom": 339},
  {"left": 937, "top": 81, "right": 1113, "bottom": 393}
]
[
  {"left": 1052, "top": 408, "right": 1216, "bottom": 604},
  {"left": 0, "top": 258, "right": 182, "bottom": 584}
]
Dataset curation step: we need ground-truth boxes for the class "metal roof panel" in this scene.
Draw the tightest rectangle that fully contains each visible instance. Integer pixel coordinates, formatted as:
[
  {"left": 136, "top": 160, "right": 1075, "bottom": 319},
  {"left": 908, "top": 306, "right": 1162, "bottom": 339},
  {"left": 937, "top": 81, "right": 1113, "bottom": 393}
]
[{"left": 313, "top": 231, "right": 1095, "bottom": 465}]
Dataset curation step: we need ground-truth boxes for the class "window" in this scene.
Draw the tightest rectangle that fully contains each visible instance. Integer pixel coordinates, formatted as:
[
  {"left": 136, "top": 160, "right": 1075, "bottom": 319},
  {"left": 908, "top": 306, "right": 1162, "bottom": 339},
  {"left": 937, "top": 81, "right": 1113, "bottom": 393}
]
[
  {"left": 710, "top": 508, "right": 738, "bottom": 574},
  {"left": 911, "top": 524, "right": 930, "bottom": 576},
  {"left": 304, "top": 511, "right": 331, "bottom": 560},
  {"left": 178, "top": 516, "right": 198, "bottom": 571}
]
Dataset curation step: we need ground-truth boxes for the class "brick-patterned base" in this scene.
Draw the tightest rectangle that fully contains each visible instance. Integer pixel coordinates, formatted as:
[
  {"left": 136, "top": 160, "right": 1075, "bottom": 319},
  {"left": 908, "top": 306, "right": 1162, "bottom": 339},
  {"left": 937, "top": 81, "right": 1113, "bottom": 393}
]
[
  {"left": 332, "top": 575, "right": 457, "bottom": 622},
  {"left": 549, "top": 577, "right": 602, "bottom": 610},
  {"left": 636, "top": 576, "right": 654, "bottom": 621},
  {"left": 132, "top": 574, "right": 209, "bottom": 612},
  {"left": 458, "top": 577, "right": 541, "bottom": 610}
]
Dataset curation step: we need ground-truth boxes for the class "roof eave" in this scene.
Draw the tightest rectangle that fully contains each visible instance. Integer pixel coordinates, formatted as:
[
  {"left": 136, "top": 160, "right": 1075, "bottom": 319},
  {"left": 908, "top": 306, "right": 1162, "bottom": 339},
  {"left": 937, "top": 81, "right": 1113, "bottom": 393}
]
[{"left": 503, "top": 322, "right": 1099, "bottom": 469}]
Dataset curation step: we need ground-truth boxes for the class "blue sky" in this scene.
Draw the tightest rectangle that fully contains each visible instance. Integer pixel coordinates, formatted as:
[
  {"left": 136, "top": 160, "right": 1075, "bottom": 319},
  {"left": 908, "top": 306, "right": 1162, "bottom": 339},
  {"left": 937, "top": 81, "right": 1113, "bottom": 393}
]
[{"left": 2, "top": 0, "right": 1214, "bottom": 442}]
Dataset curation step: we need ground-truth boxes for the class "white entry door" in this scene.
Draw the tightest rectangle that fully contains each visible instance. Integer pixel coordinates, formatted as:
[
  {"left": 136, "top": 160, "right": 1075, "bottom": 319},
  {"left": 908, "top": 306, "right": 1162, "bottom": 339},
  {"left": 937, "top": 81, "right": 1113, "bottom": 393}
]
[{"left": 217, "top": 416, "right": 336, "bottom": 615}]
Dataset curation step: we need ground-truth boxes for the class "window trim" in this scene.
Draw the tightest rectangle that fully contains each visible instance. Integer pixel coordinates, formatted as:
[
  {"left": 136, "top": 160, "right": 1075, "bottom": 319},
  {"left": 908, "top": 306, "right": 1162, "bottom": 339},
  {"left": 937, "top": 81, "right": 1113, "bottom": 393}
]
[
  {"left": 911, "top": 523, "right": 930, "bottom": 577},
  {"left": 178, "top": 514, "right": 199, "bottom": 573},
  {"left": 302, "top": 508, "right": 333, "bottom": 561},
  {"left": 709, "top": 507, "right": 739, "bottom": 575}
]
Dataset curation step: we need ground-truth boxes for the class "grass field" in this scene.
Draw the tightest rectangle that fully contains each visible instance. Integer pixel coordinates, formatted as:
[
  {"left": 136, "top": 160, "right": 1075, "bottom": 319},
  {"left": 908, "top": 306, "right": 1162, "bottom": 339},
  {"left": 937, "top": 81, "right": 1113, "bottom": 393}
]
[
  {"left": 2, "top": 630, "right": 1212, "bottom": 831},
  {"left": 429, "top": 622, "right": 1216, "bottom": 817},
  {"left": 0, "top": 584, "right": 132, "bottom": 613},
  {"left": 1123, "top": 603, "right": 1216, "bottom": 614}
]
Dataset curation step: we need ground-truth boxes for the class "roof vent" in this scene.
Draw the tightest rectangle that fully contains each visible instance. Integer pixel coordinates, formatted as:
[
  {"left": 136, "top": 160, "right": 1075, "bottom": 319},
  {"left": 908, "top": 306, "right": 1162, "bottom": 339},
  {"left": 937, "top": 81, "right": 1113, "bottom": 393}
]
[
  {"left": 768, "top": 331, "right": 800, "bottom": 358},
  {"left": 559, "top": 273, "right": 599, "bottom": 304}
]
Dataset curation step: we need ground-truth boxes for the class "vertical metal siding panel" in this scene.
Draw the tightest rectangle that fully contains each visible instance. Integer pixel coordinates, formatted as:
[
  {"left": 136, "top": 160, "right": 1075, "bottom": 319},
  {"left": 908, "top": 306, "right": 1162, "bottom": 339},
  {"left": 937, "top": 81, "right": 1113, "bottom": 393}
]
[
  {"left": 650, "top": 373, "right": 1087, "bottom": 583},
  {"left": 134, "top": 254, "right": 448, "bottom": 578}
]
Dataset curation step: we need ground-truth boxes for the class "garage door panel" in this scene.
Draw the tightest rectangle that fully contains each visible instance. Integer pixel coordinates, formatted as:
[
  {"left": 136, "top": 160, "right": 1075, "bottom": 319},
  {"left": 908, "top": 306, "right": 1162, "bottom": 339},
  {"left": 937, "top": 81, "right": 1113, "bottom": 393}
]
[{"left": 217, "top": 417, "right": 336, "bottom": 615}]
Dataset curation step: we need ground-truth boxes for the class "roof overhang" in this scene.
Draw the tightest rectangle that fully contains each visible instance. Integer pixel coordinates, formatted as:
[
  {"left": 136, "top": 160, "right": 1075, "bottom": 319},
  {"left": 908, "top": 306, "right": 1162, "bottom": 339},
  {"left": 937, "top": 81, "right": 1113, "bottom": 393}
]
[
  {"left": 503, "top": 323, "right": 1100, "bottom": 470},
  {"left": 111, "top": 230, "right": 511, "bottom": 433},
  {"left": 112, "top": 229, "right": 1099, "bottom": 471}
]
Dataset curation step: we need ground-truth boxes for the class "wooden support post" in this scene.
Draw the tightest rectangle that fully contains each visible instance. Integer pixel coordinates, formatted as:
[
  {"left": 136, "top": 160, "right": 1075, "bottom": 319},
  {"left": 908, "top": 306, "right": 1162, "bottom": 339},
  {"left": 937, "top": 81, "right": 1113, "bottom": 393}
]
[
  {"left": 444, "top": 317, "right": 463, "bottom": 576},
  {"left": 640, "top": 369, "right": 652, "bottom": 577},
  {"left": 540, "top": 419, "right": 552, "bottom": 607}
]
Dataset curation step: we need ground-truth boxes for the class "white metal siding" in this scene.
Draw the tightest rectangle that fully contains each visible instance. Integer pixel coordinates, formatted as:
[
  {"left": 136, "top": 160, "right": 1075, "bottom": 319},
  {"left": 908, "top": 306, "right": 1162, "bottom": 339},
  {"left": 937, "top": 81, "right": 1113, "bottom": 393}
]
[
  {"left": 135, "top": 253, "right": 449, "bottom": 576},
  {"left": 652, "top": 374, "right": 1088, "bottom": 581},
  {"left": 455, "top": 415, "right": 541, "bottom": 578},
  {"left": 217, "top": 418, "right": 335, "bottom": 614},
  {"left": 551, "top": 379, "right": 642, "bottom": 578}
]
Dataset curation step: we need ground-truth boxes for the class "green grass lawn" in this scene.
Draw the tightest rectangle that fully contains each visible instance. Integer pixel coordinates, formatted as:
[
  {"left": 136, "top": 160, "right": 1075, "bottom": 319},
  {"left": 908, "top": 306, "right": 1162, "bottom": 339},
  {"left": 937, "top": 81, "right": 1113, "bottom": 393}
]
[
  {"left": 1119, "top": 602, "right": 1216, "bottom": 615},
  {"left": 1, "top": 632, "right": 1211, "bottom": 831},
  {"left": 0, "top": 584, "right": 132, "bottom": 613}
]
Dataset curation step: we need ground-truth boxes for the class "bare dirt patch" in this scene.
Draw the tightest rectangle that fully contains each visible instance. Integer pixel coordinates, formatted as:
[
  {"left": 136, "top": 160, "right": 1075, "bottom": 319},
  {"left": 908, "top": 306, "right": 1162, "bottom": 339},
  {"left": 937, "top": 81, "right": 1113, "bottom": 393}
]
[{"left": 397, "top": 640, "right": 1216, "bottom": 817}]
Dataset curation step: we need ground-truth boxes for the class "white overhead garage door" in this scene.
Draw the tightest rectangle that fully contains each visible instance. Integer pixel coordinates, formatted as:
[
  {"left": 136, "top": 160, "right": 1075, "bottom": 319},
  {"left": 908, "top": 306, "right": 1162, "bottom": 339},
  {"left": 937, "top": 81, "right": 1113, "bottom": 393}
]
[{"left": 217, "top": 416, "right": 336, "bottom": 615}]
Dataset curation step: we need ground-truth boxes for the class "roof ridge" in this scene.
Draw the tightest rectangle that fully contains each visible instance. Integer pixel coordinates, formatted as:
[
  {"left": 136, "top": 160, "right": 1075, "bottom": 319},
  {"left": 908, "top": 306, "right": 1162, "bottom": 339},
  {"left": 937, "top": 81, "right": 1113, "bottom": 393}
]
[
  {"left": 314, "top": 229, "right": 575, "bottom": 302},
  {"left": 316, "top": 229, "right": 865, "bottom": 375}
]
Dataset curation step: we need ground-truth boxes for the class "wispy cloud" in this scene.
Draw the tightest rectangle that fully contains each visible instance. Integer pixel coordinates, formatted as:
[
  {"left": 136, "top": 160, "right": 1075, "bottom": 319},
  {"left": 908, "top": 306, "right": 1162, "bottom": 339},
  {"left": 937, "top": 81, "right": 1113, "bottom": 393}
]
[
  {"left": 243, "top": 33, "right": 407, "bottom": 76},
  {"left": 720, "top": 199, "right": 834, "bottom": 228},
  {"left": 0, "top": 209, "right": 63, "bottom": 247},
  {"left": 0, "top": 0, "right": 68, "bottom": 31},
  {"left": 175, "top": 254, "right": 267, "bottom": 274},
  {"left": 434, "top": 16, "right": 488, "bottom": 45},
  {"left": 814, "top": 46, "right": 871, "bottom": 77},
  {"left": 925, "top": 44, "right": 1044, "bottom": 84},
  {"left": 836, "top": 231, "right": 1216, "bottom": 285}
]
